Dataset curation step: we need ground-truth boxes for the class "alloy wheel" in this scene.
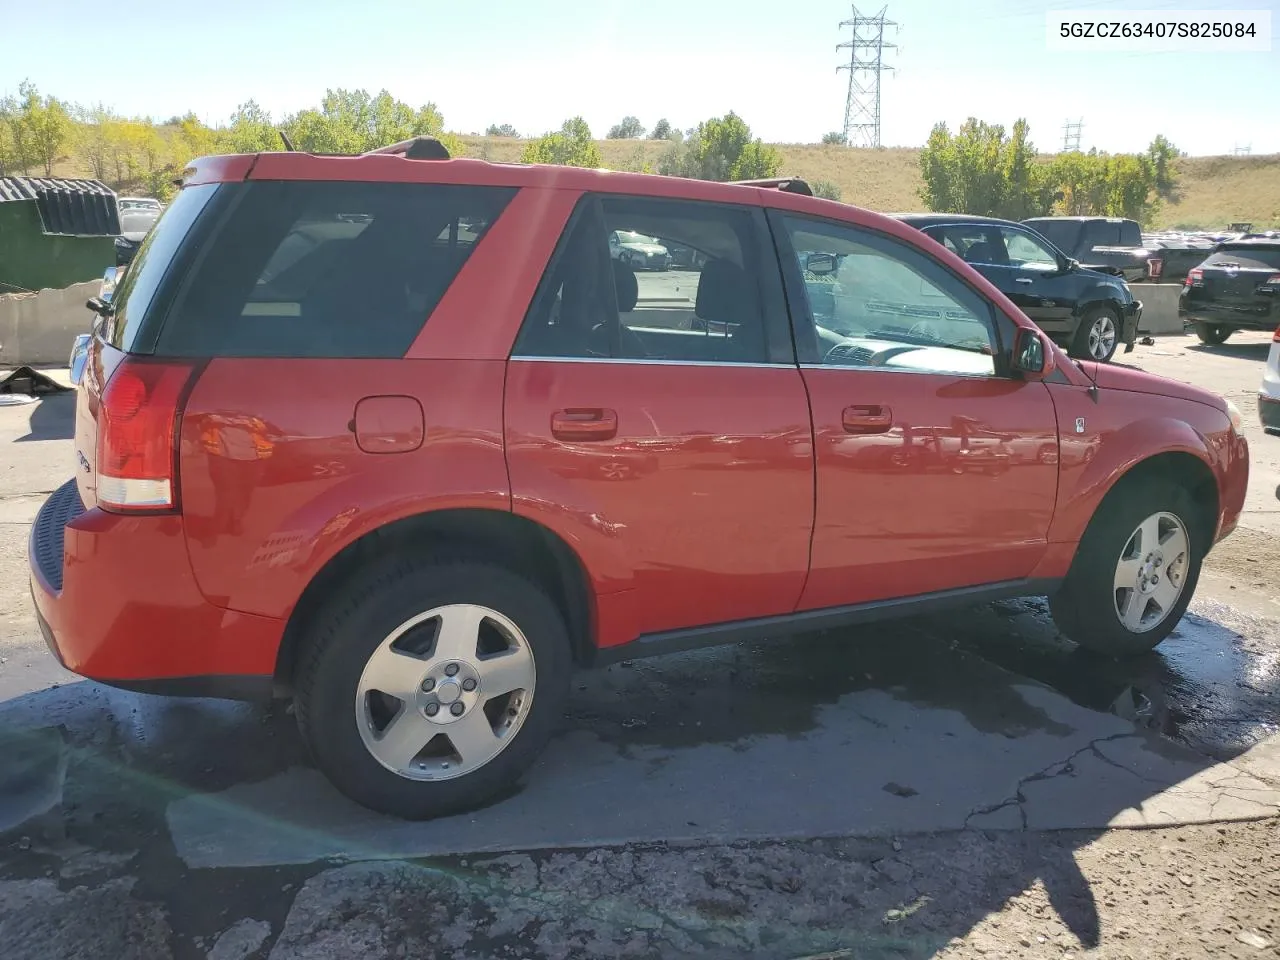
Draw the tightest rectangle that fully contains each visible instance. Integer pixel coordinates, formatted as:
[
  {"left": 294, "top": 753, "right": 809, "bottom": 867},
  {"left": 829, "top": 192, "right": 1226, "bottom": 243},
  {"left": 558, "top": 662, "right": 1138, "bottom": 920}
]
[{"left": 1112, "top": 511, "right": 1190, "bottom": 633}]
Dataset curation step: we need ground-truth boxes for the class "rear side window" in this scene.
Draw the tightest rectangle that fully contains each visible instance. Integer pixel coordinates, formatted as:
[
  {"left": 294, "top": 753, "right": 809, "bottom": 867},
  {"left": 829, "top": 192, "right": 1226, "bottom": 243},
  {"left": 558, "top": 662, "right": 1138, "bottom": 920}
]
[
  {"left": 157, "top": 181, "right": 515, "bottom": 358},
  {"left": 1205, "top": 246, "right": 1280, "bottom": 270},
  {"left": 1082, "top": 220, "right": 1121, "bottom": 247}
]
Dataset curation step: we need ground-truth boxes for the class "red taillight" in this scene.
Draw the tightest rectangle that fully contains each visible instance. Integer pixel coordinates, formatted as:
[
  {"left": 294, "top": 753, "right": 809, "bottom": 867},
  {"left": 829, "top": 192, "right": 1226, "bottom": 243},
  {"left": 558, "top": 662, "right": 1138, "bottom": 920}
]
[
  {"left": 98, "top": 360, "right": 195, "bottom": 513},
  {"left": 1185, "top": 268, "right": 1203, "bottom": 287},
  {"left": 1273, "top": 324, "right": 1280, "bottom": 344},
  {"left": 1147, "top": 257, "right": 1163, "bottom": 280}
]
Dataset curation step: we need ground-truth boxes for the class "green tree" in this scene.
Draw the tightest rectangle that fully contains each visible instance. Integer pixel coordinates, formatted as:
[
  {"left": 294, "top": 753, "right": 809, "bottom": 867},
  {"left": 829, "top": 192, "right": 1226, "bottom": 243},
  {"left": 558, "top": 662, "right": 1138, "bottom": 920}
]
[
  {"left": 812, "top": 179, "right": 842, "bottom": 201},
  {"left": 821, "top": 131, "right": 846, "bottom": 146},
  {"left": 18, "top": 82, "right": 72, "bottom": 176},
  {"left": 284, "top": 88, "right": 460, "bottom": 156},
  {"left": 648, "top": 118, "right": 672, "bottom": 140},
  {"left": 0, "top": 93, "right": 25, "bottom": 176},
  {"left": 222, "top": 100, "right": 281, "bottom": 153},
  {"left": 919, "top": 118, "right": 1053, "bottom": 220},
  {"left": 607, "top": 116, "right": 644, "bottom": 139},
  {"left": 520, "top": 117, "right": 602, "bottom": 167},
  {"left": 1146, "top": 134, "right": 1180, "bottom": 200},
  {"left": 657, "top": 112, "right": 780, "bottom": 182},
  {"left": 485, "top": 123, "right": 519, "bottom": 137},
  {"left": 72, "top": 104, "right": 119, "bottom": 180}
]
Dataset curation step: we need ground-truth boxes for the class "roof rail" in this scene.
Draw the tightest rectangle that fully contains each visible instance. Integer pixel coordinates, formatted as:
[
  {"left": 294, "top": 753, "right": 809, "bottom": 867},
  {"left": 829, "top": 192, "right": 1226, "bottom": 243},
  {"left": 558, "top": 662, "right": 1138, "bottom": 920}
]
[
  {"left": 364, "top": 137, "right": 452, "bottom": 161},
  {"left": 730, "top": 177, "right": 814, "bottom": 197}
]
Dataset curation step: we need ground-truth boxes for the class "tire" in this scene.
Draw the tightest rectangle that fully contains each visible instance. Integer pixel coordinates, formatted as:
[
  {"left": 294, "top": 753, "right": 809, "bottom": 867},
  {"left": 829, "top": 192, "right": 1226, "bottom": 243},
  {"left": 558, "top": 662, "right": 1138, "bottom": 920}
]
[
  {"left": 1049, "top": 480, "right": 1204, "bottom": 657},
  {"left": 1193, "top": 322, "right": 1232, "bottom": 345},
  {"left": 294, "top": 556, "right": 572, "bottom": 819},
  {"left": 1069, "top": 306, "right": 1121, "bottom": 363}
]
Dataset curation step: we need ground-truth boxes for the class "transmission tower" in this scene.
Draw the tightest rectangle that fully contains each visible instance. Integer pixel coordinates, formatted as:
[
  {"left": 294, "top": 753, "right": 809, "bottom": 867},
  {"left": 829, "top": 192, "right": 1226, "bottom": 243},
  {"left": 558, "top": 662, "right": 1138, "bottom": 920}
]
[
  {"left": 837, "top": 5, "right": 898, "bottom": 148},
  {"left": 1062, "top": 118, "right": 1083, "bottom": 152},
  {"left": 1233, "top": 143, "right": 1251, "bottom": 156}
]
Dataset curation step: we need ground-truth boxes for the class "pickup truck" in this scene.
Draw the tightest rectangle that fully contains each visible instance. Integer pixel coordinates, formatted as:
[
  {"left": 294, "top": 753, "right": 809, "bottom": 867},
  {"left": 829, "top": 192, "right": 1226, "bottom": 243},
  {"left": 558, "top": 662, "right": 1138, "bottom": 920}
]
[{"left": 1022, "top": 217, "right": 1158, "bottom": 284}]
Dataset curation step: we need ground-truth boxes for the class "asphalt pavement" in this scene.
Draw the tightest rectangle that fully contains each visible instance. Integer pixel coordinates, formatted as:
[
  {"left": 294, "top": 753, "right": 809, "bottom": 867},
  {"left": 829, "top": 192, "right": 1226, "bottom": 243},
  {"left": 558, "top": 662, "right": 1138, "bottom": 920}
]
[{"left": 0, "top": 330, "right": 1278, "bottom": 959}]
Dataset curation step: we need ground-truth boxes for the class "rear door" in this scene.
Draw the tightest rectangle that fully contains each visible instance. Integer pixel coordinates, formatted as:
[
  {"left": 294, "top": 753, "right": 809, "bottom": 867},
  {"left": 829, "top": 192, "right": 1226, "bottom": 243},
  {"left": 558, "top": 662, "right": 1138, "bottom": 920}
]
[
  {"left": 773, "top": 211, "right": 1059, "bottom": 610},
  {"left": 504, "top": 195, "right": 814, "bottom": 637}
]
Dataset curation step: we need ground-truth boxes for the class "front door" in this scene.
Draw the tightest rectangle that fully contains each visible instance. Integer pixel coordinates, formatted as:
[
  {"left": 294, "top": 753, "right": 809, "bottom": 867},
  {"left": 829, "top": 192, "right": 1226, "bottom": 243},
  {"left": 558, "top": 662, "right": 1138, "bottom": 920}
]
[
  {"left": 772, "top": 211, "right": 1060, "bottom": 611},
  {"left": 505, "top": 194, "right": 814, "bottom": 637}
]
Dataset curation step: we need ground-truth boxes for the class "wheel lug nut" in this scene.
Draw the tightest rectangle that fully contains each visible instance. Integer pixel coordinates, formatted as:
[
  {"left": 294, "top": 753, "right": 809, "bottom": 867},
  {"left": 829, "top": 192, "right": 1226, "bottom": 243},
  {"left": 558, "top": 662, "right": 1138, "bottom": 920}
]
[
  {"left": 445, "top": 663, "right": 459, "bottom": 677},
  {"left": 450, "top": 702, "right": 465, "bottom": 716},
  {"left": 1151, "top": 575, "right": 1159, "bottom": 584},
  {"left": 421, "top": 678, "right": 435, "bottom": 693},
  {"left": 462, "top": 678, "right": 477, "bottom": 692},
  {"left": 425, "top": 702, "right": 440, "bottom": 717}
]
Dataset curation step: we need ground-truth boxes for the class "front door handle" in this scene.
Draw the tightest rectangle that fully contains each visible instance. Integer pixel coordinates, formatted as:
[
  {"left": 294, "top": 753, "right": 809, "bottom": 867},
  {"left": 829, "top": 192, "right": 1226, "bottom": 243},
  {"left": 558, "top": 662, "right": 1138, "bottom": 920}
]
[
  {"left": 551, "top": 408, "right": 618, "bottom": 442},
  {"left": 1014, "top": 277, "right": 1035, "bottom": 284},
  {"left": 842, "top": 404, "right": 893, "bottom": 434}
]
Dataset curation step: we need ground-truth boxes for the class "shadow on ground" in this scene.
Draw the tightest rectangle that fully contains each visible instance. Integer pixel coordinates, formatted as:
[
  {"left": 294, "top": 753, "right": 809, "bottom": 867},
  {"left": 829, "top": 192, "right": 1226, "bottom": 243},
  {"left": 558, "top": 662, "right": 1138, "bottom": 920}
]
[
  {"left": 14, "top": 392, "right": 75, "bottom": 443},
  {"left": 1, "top": 598, "right": 1277, "bottom": 959}
]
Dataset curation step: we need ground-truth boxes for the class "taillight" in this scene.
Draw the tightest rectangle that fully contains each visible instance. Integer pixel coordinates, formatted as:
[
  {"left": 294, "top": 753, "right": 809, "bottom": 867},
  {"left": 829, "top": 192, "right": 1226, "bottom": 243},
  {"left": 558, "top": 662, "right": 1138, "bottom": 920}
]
[
  {"left": 1147, "top": 257, "right": 1163, "bottom": 280},
  {"left": 1267, "top": 274, "right": 1280, "bottom": 287},
  {"left": 1185, "top": 268, "right": 1203, "bottom": 287},
  {"left": 97, "top": 360, "right": 195, "bottom": 513},
  {"left": 1273, "top": 324, "right": 1280, "bottom": 344}
]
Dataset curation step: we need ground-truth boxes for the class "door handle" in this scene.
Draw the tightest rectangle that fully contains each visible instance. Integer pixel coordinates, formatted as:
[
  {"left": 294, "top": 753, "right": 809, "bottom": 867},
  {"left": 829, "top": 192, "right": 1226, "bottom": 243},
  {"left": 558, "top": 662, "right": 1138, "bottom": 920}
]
[
  {"left": 842, "top": 404, "right": 893, "bottom": 434},
  {"left": 1014, "top": 277, "right": 1035, "bottom": 284},
  {"left": 551, "top": 408, "right": 618, "bottom": 442}
]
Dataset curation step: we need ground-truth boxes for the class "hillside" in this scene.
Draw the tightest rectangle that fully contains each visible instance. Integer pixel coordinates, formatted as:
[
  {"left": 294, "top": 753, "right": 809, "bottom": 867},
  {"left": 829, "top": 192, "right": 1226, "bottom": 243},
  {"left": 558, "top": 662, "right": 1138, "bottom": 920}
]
[
  {"left": 48, "top": 136, "right": 1280, "bottom": 231},
  {"left": 463, "top": 137, "right": 1280, "bottom": 230}
]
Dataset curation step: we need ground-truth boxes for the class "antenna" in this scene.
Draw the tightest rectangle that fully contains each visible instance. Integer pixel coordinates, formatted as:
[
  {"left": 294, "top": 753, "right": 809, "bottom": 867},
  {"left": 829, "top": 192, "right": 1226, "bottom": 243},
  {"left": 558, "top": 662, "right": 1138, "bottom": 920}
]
[
  {"left": 1062, "top": 118, "right": 1083, "bottom": 152},
  {"left": 837, "top": 5, "right": 898, "bottom": 148}
]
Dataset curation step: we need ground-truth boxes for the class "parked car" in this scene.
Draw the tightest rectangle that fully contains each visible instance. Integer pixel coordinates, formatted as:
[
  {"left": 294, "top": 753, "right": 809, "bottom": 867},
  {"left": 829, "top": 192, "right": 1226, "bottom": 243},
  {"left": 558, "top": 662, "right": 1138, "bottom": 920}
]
[
  {"left": 1179, "top": 239, "right": 1280, "bottom": 345},
  {"left": 1261, "top": 325, "right": 1280, "bottom": 435},
  {"left": 31, "top": 142, "right": 1248, "bottom": 820},
  {"left": 114, "top": 197, "right": 163, "bottom": 266},
  {"left": 609, "top": 229, "right": 669, "bottom": 270},
  {"left": 892, "top": 213, "right": 1141, "bottom": 363},
  {"left": 1022, "top": 216, "right": 1159, "bottom": 283}
]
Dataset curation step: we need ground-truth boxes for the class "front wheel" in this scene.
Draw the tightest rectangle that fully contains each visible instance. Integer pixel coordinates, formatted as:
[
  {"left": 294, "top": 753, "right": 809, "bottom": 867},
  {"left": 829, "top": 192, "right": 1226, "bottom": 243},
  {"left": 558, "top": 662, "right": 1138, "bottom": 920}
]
[
  {"left": 1070, "top": 306, "right": 1120, "bottom": 363},
  {"left": 1193, "top": 322, "right": 1232, "bottom": 345},
  {"left": 1050, "top": 481, "right": 1204, "bottom": 657},
  {"left": 295, "top": 557, "right": 571, "bottom": 819}
]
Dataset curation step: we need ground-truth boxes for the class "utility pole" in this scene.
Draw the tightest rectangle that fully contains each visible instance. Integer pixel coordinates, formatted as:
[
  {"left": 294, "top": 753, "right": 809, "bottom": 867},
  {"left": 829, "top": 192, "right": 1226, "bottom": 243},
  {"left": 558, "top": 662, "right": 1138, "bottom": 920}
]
[
  {"left": 837, "top": 5, "right": 898, "bottom": 148},
  {"left": 1233, "top": 143, "right": 1251, "bottom": 156},
  {"left": 1062, "top": 118, "right": 1083, "bottom": 152}
]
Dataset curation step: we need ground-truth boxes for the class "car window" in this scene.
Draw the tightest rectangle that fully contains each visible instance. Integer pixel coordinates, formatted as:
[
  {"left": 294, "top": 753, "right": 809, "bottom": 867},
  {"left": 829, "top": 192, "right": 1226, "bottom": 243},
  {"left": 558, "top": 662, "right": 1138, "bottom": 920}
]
[
  {"left": 1083, "top": 221, "right": 1121, "bottom": 247},
  {"left": 784, "top": 216, "right": 999, "bottom": 378},
  {"left": 924, "top": 225, "right": 1007, "bottom": 266},
  {"left": 156, "top": 181, "right": 514, "bottom": 358},
  {"left": 513, "top": 196, "right": 769, "bottom": 364},
  {"left": 1001, "top": 228, "right": 1059, "bottom": 268},
  {"left": 1204, "top": 246, "right": 1280, "bottom": 270}
]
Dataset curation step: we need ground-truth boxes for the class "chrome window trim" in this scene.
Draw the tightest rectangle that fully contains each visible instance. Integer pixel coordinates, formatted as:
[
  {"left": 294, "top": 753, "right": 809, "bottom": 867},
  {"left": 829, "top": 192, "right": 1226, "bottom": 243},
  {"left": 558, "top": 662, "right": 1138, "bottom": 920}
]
[{"left": 509, "top": 356, "right": 797, "bottom": 369}]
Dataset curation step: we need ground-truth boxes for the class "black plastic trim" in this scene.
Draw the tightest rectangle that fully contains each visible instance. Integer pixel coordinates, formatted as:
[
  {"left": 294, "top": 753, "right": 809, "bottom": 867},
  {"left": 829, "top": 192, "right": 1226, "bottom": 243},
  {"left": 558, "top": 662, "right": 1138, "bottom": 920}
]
[
  {"left": 99, "top": 675, "right": 276, "bottom": 702},
  {"left": 587, "top": 577, "right": 1062, "bottom": 667}
]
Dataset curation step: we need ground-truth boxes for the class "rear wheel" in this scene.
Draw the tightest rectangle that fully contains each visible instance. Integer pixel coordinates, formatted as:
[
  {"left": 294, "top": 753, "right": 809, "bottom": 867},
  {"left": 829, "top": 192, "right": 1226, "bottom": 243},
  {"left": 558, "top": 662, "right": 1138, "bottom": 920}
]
[
  {"left": 1070, "top": 306, "right": 1120, "bottom": 362},
  {"left": 1050, "top": 480, "right": 1204, "bottom": 657},
  {"left": 1193, "top": 322, "right": 1232, "bottom": 345},
  {"left": 295, "top": 557, "right": 571, "bottom": 819}
]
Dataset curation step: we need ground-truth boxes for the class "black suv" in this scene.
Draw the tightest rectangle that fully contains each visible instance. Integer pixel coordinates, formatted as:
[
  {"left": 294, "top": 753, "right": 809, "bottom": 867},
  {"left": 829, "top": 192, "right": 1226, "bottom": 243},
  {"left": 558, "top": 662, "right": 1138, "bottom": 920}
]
[
  {"left": 893, "top": 214, "right": 1141, "bottom": 363},
  {"left": 1179, "top": 239, "right": 1280, "bottom": 345}
]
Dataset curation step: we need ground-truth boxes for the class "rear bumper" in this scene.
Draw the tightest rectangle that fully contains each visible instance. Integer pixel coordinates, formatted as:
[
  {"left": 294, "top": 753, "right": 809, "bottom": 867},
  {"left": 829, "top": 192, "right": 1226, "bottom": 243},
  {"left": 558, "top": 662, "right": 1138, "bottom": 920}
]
[
  {"left": 1178, "top": 296, "right": 1277, "bottom": 329},
  {"left": 28, "top": 479, "right": 282, "bottom": 697},
  {"left": 1261, "top": 393, "right": 1280, "bottom": 435}
]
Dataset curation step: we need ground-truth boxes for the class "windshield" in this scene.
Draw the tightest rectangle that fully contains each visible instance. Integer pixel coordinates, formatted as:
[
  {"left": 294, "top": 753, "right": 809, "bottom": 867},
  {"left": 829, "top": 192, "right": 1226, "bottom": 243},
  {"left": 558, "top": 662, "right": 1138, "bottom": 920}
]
[
  {"left": 105, "top": 183, "right": 219, "bottom": 350},
  {"left": 1206, "top": 245, "right": 1280, "bottom": 270},
  {"left": 615, "top": 231, "right": 657, "bottom": 245}
]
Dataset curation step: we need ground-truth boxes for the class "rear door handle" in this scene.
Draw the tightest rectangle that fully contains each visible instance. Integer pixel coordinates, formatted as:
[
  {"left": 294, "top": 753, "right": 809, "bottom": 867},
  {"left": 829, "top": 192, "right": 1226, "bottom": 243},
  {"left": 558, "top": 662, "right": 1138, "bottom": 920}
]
[
  {"left": 1014, "top": 277, "right": 1035, "bottom": 284},
  {"left": 551, "top": 408, "right": 618, "bottom": 441},
  {"left": 842, "top": 404, "right": 893, "bottom": 434}
]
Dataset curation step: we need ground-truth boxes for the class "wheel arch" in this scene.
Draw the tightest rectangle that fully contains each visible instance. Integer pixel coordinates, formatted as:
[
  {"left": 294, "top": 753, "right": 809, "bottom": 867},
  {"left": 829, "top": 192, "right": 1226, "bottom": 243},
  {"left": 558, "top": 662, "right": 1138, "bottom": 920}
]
[{"left": 273, "top": 508, "right": 598, "bottom": 694}]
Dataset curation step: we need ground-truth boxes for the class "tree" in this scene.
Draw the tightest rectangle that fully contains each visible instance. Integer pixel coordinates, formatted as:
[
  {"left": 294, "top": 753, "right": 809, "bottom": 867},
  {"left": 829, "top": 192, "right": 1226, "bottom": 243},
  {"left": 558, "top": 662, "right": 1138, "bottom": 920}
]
[
  {"left": 0, "top": 93, "right": 26, "bottom": 176},
  {"left": 485, "top": 123, "right": 519, "bottom": 137},
  {"left": 222, "top": 100, "right": 281, "bottom": 153},
  {"left": 607, "top": 116, "right": 644, "bottom": 139},
  {"left": 657, "top": 112, "right": 780, "bottom": 182},
  {"left": 821, "top": 131, "right": 847, "bottom": 146},
  {"left": 18, "top": 82, "right": 72, "bottom": 176},
  {"left": 520, "top": 117, "right": 602, "bottom": 168},
  {"left": 812, "top": 180, "right": 842, "bottom": 201},
  {"left": 918, "top": 118, "right": 1053, "bottom": 220},
  {"left": 1146, "top": 134, "right": 1180, "bottom": 200},
  {"left": 283, "top": 88, "right": 461, "bottom": 157},
  {"left": 649, "top": 118, "right": 672, "bottom": 140}
]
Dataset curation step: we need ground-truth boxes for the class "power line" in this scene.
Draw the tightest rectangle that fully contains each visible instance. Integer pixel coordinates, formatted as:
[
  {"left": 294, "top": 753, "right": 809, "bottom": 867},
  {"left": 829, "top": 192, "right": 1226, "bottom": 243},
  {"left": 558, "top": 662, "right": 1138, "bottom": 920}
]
[
  {"left": 837, "top": 5, "right": 898, "bottom": 148},
  {"left": 1062, "top": 118, "right": 1083, "bottom": 152}
]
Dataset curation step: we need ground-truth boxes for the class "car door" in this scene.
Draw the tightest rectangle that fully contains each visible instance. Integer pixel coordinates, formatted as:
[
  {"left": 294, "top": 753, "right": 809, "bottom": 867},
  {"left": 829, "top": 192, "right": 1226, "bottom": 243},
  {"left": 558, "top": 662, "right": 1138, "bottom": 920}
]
[
  {"left": 504, "top": 194, "right": 815, "bottom": 638},
  {"left": 770, "top": 210, "right": 1060, "bottom": 610},
  {"left": 995, "top": 225, "right": 1079, "bottom": 328}
]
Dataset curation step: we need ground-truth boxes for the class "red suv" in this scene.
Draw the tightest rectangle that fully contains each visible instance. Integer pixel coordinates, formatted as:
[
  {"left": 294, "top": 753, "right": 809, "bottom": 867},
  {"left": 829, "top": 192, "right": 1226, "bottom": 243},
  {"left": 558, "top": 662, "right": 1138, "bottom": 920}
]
[{"left": 30, "top": 140, "right": 1249, "bottom": 819}]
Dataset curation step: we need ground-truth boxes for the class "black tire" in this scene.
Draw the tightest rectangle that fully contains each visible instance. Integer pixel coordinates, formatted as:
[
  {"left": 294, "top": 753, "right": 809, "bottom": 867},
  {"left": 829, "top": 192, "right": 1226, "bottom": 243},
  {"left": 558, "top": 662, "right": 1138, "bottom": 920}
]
[
  {"left": 1193, "top": 322, "right": 1232, "bottom": 345},
  {"left": 294, "top": 556, "right": 572, "bottom": 819},
  {"left": 1049, "top": 479, "right": 1205, "bottom": 657},
  {"left": 1069, "top": 305, "right": 1121, "bottom": 363}
]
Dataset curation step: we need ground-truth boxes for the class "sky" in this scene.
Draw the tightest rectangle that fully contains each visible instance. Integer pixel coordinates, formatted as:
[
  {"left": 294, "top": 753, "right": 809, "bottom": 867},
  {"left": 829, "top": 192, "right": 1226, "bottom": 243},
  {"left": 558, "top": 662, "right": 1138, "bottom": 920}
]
[{"left": 1, "top": 0, "right": 1276, "bottom": 156}]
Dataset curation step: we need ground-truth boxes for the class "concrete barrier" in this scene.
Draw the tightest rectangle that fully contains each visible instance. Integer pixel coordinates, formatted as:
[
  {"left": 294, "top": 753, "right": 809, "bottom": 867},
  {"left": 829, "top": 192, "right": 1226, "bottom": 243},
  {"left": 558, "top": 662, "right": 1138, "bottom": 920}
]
[
  {"left": 1131, "top": 283, "right": 1183, "bottom": 335},
  {"left": 0, "top": 280, "right": 101, "bottom": 367}
]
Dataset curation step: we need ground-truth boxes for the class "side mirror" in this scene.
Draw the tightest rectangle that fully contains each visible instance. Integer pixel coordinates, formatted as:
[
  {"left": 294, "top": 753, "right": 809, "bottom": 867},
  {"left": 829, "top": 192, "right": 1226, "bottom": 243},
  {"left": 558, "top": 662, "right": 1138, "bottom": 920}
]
[
  {"left": 101, "top": 266, "right": 119, "bottom": 303},
  {"left": 85, "top": 297, "right": 114, "bottom": 317},
  {"left": 69, "top": 333, "right": 92, "bottom": 386},
  {"left": 805, "top": 253, "right": 838, "bottom": 276},
  {"left": 1012, "top": 327, "right": 1055, "bottom": 380}
]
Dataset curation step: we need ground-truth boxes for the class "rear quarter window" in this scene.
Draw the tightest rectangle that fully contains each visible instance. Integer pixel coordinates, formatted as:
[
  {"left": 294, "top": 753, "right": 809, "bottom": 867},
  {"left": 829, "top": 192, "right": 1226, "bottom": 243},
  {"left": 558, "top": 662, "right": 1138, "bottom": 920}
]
[{"left": 156, "top": 181, "right": 515, "bottom": 358}]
